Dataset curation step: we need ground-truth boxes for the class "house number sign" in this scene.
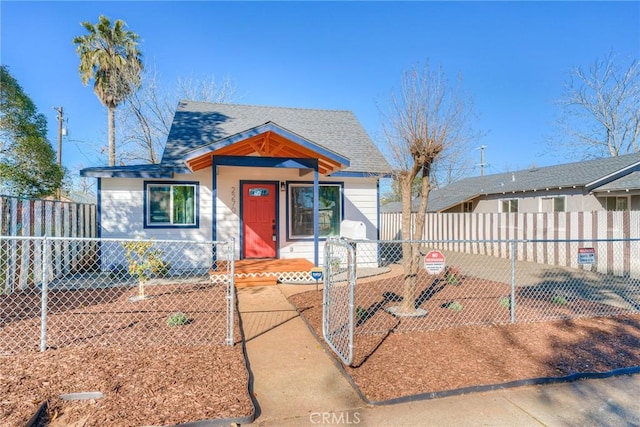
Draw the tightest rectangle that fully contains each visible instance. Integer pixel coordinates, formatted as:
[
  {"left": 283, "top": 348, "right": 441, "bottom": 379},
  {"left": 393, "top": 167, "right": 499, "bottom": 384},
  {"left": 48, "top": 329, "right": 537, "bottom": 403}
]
[{"left": 230, "top": 186, "right": 236, "bottom": 214}]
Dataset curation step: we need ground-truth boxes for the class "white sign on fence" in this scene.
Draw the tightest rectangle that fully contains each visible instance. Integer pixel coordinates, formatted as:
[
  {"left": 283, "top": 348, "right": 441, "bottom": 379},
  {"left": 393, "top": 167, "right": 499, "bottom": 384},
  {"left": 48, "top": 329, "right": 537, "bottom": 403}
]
[{"left": 578, "top": 247, "right": 596, "bottom": 265}]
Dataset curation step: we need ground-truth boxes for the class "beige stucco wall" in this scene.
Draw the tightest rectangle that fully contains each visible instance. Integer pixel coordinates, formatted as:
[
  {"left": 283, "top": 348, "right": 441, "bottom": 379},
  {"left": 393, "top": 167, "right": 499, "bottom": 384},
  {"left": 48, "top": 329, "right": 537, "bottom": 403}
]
[{"left": 467, "top": 188, "right": 607, "bottom": 213}]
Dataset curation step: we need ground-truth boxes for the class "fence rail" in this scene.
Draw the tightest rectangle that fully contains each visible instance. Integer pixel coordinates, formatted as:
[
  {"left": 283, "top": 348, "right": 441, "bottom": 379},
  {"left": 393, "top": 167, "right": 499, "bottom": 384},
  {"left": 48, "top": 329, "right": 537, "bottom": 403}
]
[
  {"left": 0, "top": 196, "right": 97, "bottom": 290},
  {"left": 324, "top": 237, "right": 640, "bottom": 366},
  {"left": 380, "top": 211, "right": 640, "bottom": 277},
  {"left": 0, "top": 236, "right": 235, "bottom": 354}
]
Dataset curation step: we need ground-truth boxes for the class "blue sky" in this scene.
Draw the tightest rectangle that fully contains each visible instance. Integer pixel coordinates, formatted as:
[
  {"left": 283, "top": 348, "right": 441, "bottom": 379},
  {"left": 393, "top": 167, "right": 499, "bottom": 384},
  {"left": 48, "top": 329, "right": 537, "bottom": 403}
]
[{"left": 2, "top": 1, "right": 639, "bottom": 184}]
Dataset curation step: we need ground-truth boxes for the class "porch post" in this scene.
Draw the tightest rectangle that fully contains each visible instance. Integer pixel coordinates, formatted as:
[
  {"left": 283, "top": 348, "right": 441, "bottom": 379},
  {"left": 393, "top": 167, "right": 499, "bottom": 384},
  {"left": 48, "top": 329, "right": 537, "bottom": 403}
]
[{"left": 313, "top": 168, "right": 319, "bottom": 266}]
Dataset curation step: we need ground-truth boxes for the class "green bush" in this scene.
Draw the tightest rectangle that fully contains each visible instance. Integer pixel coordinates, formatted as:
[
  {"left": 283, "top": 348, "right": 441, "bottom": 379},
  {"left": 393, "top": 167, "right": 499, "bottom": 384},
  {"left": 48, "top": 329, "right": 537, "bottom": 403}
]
[
  {"left": 166, "top": 312, "right": 190, "bottom": 327},
  {"left": 444, "top": 266, "right": 461, "bottom": 285},
  {"left": 499, "top": 296, "right": 514, "bottom": 309},
  {"left": 356, "top": 306, "right": 369, "bottom": 320},
  {"left": 444, "top": 301, "right": 463, "bottom": 311},
  {"left": 550, "top": 295, "right": 568, "bottom": 305}
]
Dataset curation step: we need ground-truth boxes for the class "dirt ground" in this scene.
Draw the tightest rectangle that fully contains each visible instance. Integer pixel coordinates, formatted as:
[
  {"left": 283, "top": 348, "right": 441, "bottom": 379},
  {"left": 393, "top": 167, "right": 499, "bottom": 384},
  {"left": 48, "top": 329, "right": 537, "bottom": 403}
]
[
  {"left": 0, "top": 283, "right": 254, "bottom": 427},
  {"left": 2, "top": 269, "right": 639, "bottom": 425},
  {"left": 0, "top": 345, "right": 252, "bottom": 426},
  {"left": 288, "top": 272, "right": 640, "bottom": 402}
]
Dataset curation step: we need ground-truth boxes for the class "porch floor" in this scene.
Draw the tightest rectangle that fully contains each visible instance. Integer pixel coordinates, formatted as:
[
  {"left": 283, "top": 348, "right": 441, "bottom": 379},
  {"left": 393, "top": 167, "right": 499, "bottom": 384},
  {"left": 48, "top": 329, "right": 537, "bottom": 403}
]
[{"left": 232, "top": 258, "right": 316, "bottom": 287}]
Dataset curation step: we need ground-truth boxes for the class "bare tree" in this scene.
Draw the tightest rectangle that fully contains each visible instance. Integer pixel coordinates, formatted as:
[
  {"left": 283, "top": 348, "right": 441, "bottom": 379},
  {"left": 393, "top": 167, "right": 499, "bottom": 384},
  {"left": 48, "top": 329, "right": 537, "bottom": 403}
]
[
  {"left": 555, "top": 51, "right": 640, "bottom": 158},
  {"left": 117, "top": 65, "right": 237, "bottom": 164},
  {"left": 381, "top": 62, "right": 479, "bottom": 315}
]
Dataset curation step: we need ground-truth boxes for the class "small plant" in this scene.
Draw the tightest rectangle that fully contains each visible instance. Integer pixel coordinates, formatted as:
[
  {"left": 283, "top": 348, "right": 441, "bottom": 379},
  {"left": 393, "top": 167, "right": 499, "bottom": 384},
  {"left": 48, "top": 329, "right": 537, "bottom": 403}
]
[
  {"left": 121, "top": 240, "right": 166, "bottom": 300},
  {"left": 444, "top": 301, "right": 463, "bottom": 312},
  {"left": 550, "top": 295, "right": 568, "bottom": 305},
  {"left": 356, "top": 306, "right": 369, "bottom": 320},
  {"left": 166, "top": 312, "right": 190, "bottom": 327},
  {"left": 444, "top": 266, "right": 461, "bottom": 285},
  {"left": 330, "top": 257, "right": 341, "bottom": 272},
  {"left": 499, "top": 296, "right": 515, "bottom": 309}
]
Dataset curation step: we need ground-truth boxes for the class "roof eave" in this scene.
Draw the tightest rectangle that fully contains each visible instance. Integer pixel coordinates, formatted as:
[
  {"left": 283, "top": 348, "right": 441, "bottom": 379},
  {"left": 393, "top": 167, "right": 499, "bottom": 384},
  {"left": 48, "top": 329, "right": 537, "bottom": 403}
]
[{"left": 80, "top": 166, "right": 191, "bottom": 178}]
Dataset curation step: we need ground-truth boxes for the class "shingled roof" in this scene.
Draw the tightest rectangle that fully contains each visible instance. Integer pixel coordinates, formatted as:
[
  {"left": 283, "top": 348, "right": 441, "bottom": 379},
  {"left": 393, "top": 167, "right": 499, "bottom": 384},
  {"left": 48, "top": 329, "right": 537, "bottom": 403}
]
[
  {"left": 426, "top": 152, "right": 640, "bottom": 212},
  {"left": 381, "top": 153, "right": 640, "bottom": 213},
  {"left": 161, "top": 101, "right": 391, "bottom": 175}
]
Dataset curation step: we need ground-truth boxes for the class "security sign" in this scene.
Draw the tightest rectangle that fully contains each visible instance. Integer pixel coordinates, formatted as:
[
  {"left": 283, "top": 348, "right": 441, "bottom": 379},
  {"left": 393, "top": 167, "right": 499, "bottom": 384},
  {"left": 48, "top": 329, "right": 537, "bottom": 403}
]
[
  {"left": 578, "top": 247, "right": 595, "bottom": 265},
  {"left": 424, "top": 250, "right": 446, "bottom": 275}
]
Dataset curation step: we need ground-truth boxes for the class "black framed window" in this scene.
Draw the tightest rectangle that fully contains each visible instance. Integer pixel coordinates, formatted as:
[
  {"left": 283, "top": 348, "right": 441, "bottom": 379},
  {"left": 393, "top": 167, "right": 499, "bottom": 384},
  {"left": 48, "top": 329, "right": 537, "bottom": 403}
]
[{"left": 289, "top": 183, "right": 342, "bottom": 239}]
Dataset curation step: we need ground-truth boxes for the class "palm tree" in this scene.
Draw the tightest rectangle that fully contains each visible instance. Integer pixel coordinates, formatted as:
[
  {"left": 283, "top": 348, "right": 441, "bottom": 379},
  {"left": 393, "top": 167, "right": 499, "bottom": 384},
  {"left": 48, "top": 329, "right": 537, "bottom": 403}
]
[{"left": 73, "top": 15, "right": 143, "bottom": 166}]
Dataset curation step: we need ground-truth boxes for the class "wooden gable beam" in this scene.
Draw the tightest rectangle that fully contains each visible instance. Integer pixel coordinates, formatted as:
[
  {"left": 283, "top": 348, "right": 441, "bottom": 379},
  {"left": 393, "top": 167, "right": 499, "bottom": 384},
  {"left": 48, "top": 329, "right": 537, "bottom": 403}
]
[{"left": 185, "top": 130, "right": 344, "bottom": 174}]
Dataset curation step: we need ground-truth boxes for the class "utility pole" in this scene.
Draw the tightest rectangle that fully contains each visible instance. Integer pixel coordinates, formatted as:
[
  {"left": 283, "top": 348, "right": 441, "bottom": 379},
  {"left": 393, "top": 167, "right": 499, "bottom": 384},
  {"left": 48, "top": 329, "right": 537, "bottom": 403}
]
[
  {"left": 54, "top": 107, "right": 63, "bottom": 199},
  {"left": 479, "top": 145, "right": 486, "bottom": 176}
]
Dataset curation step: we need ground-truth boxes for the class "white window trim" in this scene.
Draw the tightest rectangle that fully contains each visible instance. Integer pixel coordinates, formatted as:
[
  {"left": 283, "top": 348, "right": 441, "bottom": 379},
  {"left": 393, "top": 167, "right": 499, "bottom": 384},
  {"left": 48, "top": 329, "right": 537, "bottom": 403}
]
[
  {"left": 500, "top": 198, "right": 519, "bottom": 213},
  {"left": 539, "top": 195, "right": 566, "bottom": 213}
]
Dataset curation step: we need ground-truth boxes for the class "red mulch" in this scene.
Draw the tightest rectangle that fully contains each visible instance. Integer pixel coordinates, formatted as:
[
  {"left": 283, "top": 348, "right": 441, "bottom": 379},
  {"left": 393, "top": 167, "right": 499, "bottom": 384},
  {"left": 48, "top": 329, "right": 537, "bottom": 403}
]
[
  {"left": 0, "top": 283, "right": 253, "bottom": 426},
  {"left": 289, "top": 270, "right": 640, "bottom": 402}
]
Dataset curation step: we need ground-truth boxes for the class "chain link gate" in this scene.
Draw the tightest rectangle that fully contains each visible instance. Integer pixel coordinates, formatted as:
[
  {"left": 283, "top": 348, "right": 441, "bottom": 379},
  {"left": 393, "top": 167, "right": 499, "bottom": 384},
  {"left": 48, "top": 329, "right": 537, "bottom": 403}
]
[
  {"left": 321, "top": 237, "right": 640, "bottom": 367},
  {"left": 322, "top": 238, "right": 356, "bottom": 365}
]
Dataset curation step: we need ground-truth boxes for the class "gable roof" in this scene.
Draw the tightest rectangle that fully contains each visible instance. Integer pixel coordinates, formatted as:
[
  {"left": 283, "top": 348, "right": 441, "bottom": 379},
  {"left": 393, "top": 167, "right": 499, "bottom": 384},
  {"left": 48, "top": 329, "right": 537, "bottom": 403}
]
[
  {"left": 426, "top": 152, "right": 640, "bottom": 212},
  {"left": 162, "top": 101, "right": 391, "bottom": 175},
  {"left": 380, "top": 153, "right": 640, "bottom": 212},
  {"left": 181, "top": 121, "right": 350, "bottom": 175}
]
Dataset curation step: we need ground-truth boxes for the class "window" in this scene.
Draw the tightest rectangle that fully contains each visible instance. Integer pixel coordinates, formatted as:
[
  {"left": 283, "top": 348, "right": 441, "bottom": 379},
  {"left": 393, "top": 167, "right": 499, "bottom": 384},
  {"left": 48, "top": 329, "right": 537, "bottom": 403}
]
[
  {"left": 249, "top": 187, "right": 270, "bottom": 197},
  {"left": 501, "top": 199, "right": 518, "bottom": 213},
  {"left": 463, "top": 201, "right": 473, "bottom": 212},
  {"left": 604, "top": 196, "right": 628, "bottom": 211},
  {"left": 289, "top": 183, "right": 342, "bottom": 239},
  {"left": 145, "top": 182, "right": 198, "bottom": 227},
  {"left": 541, "top": 196, "right": 565, "bottom": 212}
]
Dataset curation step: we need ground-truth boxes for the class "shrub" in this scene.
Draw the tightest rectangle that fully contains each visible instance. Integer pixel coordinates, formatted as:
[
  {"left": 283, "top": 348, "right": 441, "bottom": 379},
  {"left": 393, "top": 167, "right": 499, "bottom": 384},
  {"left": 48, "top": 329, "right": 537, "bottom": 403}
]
[
  {"left": 356, "top": 306, "right": 369, "bottom": 320},
  {"left": 167, "top": 312, "right": 190, "bottom": 327},
  {"left": 444, "top": 301, "right": 463, "bottom": 311},
  {"left": 152, "top": 260, "right": 171, "bottom": 277},
  {"left": 499, "top": 296, "right": 515, "bottom": 309},
  {"left": 550, "top": 295, "right": 568, "bottom": 305},
  {"left": 444, "top": 266, "right": 461, "bottom": 285},
  {"left": 121, "top": 240, "right": 166, "bottom": 299}
]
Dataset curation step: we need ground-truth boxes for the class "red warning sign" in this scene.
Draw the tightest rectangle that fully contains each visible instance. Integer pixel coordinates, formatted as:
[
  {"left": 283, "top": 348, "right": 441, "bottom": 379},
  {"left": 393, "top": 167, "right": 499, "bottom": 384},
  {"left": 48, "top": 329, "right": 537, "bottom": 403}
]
[{"left": 424, "top": 250, "right": 446, "bottom": 275}]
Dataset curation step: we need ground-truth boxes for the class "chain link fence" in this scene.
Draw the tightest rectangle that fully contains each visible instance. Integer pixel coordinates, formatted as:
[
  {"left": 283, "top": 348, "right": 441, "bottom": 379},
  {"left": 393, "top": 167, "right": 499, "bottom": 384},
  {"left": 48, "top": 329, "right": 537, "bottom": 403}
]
[
  {"left": 324, "top": 237, "right": 640, "bottom": 365},
  {"left": 1, "top": 236, "right": 235, "bottom": 354}
]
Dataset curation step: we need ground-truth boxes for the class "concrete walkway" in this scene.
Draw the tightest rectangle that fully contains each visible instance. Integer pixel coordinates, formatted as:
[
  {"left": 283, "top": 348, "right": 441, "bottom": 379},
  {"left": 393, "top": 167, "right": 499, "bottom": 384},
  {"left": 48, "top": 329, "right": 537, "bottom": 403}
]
[{"left": 237, "top": 284, "right": 640, "bottom": 427}]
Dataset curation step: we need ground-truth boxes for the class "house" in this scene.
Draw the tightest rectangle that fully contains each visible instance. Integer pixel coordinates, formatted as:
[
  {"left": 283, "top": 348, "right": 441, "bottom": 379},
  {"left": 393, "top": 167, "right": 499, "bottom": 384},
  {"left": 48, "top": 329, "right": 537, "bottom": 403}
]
[
  {"left": 81, "top": 101, "right": 391, "bottom": 268},
  {"left": 381, "top": 152, "right": 640, "bottom": 213}
]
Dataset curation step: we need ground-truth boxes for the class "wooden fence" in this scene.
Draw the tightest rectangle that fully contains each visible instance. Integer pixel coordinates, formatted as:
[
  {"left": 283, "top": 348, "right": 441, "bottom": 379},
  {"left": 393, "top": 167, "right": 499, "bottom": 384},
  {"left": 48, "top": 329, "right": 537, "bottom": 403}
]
[
  {"left": 380, "top": 211, "right": 640, "bottom": 277},
  {"left": 0, "top": 196, "right": 98, "bottom": 291}
]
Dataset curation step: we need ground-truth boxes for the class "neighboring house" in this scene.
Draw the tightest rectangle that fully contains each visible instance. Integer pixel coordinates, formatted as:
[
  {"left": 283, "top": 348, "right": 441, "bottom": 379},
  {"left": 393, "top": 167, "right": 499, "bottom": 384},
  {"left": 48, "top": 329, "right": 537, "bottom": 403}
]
[
  {"left": 81, "top": 101, "right": 391, "bottom": 267},
  {"left": 381, "top": 153, "right": 640, "bottom": 213}
]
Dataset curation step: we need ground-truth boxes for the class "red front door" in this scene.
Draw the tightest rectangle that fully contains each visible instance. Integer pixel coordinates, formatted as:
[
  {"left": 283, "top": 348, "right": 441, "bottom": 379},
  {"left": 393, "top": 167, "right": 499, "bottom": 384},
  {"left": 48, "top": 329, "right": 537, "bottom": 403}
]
[{"left": 242, "top": 182, "right": 277, "bottom": 258}]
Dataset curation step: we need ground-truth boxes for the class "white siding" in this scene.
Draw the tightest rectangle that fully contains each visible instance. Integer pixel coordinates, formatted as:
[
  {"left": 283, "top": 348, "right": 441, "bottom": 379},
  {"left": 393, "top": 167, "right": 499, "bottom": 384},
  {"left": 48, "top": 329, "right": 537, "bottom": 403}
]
[
  {"left": 216, "top": 167, "right": 380, "bottom": 263},
  {"left": 99, "top": 166, "right": 380, "bottom": 264},
  {"left": 99, "top": 170, "right": 213, "bottom": 242}
]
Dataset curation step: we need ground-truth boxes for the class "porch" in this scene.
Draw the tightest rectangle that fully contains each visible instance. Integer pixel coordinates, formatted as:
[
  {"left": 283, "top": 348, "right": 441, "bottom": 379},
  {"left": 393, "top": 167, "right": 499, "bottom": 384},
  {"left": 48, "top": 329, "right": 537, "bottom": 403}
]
[{"left": 214, "top": 258, "right": 316, "bottom": 287}]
